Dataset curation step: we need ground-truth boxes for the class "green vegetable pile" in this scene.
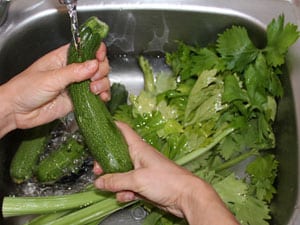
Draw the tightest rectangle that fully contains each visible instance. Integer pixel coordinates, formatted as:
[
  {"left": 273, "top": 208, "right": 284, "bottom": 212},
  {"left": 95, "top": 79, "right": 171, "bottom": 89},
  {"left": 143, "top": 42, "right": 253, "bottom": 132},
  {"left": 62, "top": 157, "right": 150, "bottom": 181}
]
[
  {"left": 2, "top": 15, "right": 299, "bottom": 225},
  {"left": 114, "top": 14, "right": 299, "bottom": 225}
]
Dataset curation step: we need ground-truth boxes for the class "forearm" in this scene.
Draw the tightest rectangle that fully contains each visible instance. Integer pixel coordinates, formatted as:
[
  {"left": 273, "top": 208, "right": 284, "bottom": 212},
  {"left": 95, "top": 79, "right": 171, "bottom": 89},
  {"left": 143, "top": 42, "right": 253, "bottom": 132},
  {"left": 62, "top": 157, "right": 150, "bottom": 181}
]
[
  {"left": 181, "top": 177, "right": 239, "bottom": 225},
  {"left": 0, "top": 84, "right": 16, "bottom": 138}
]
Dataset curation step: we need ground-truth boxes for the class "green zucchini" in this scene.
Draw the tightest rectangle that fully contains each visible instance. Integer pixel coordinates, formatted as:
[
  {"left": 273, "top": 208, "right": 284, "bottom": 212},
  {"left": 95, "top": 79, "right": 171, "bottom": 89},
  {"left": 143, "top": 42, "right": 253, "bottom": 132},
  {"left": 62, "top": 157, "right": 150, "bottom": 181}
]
[
  {"left": 36, "top": 136, "right": 87, "bottom": 183},
  {"left": 67, "top": 17, "right": 133, "bottom": 173},
  {"left": 10, "top": 122, "right": 55, "bottom": 184}
]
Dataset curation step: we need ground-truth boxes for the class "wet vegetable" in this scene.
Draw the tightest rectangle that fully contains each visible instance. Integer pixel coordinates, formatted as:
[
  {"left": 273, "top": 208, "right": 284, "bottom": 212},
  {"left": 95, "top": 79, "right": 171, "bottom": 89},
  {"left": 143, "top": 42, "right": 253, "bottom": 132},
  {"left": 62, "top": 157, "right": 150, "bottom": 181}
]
[{"left": 67, "top": 16, "right": 133, "bottom": 173}]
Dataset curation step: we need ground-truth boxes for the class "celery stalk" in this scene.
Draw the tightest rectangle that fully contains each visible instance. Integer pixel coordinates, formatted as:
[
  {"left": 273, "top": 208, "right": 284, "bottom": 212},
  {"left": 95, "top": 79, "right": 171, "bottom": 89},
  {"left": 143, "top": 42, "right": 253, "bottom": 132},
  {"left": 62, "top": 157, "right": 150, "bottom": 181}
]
[
  {"left": 44, "top": 198, "right": 137, "bottom": 225},
  {"left": 2, "top": 190, "right": 110, "bottom": 217},
  {"left": 214, "top": 148, "right": 259, "bottom": 172},
  {"left": 175, "top": 127, "right": 234, "bottom": 166},
  {"left": 25, "top": 211, "right": 72, "bottom": 225},
  {"left": 139, "top": 56, "right": 156, "bottom": 93}
]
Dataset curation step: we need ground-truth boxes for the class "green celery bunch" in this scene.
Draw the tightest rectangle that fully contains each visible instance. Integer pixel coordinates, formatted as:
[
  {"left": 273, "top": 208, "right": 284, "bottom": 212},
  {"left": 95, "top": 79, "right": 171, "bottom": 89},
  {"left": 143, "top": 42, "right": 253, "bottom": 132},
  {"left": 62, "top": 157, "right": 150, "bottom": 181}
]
[{"left": 115, "top": 15, "right": 299, "bottom": 225}]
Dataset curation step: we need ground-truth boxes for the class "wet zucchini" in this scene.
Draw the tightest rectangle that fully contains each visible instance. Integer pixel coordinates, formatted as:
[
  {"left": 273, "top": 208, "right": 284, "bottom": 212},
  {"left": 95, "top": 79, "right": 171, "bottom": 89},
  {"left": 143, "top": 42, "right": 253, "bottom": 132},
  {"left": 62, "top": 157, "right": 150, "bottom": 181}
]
[
  {"left": 36, "top": 136, "right": 87, "bottom": 183},
  {"left": 67, "top": 17, "right": 133, "bottom": 173},
  {"left": 10, "top": 122, "right": 55, "bottom": 184}
]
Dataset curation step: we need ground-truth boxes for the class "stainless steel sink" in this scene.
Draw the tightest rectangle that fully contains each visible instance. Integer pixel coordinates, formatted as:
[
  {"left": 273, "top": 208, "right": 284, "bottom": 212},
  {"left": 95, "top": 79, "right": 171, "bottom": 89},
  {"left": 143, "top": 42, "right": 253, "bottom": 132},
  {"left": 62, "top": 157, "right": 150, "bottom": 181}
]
[{"left": 0, "top": 0, "right": 300, "bottom": 224}]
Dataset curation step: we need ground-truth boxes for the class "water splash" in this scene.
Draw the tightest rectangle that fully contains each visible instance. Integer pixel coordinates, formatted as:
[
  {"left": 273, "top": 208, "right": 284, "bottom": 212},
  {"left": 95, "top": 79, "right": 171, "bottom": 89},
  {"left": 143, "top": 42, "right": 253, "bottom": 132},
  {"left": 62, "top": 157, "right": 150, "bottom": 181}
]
[
  {"left": 14, "top": 114, "right": 94, "bottom": 197},
  {"left": 65, "top": 1, "right": 80, "bottom": 50}
]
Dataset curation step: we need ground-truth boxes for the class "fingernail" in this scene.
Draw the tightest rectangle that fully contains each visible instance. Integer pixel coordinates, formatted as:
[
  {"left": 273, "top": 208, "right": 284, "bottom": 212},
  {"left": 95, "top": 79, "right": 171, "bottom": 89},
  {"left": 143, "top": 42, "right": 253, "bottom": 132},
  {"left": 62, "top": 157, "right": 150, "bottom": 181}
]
[
  {"left": 93, "top": 166, "right": 102, "bottom": 175},
  {"left": 124, "top": 192, "right": 135, "bottom": 202},
  {"left": 95, "top": 178, "right": 104, "bottom": 189},
  {"left": 98, "top": 51, "right": 106, "bottom": 61},
  {"left": 90, "top": 72, "right": 100, "bottom": 82},
  {"left": 91, "top": 82, "right": 102, "bottom": 94},
  {"left": 99, "top": 92, "right": 110, "bottom": 102}
]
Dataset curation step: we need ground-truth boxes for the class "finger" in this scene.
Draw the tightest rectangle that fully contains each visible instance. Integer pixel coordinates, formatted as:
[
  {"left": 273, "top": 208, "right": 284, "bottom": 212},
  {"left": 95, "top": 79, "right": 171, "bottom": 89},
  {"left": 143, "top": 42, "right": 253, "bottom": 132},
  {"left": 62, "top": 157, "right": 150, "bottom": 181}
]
[
  {"left": 90, "top": 77, "right": 110, "bottom": 95},
  {"left": 49, "top": 60, "right": 99, "bottom": 90},
  {"left": 66, "top": 60, "right": 99, "bottom": 82},
  {"left": 96, "top": 42, "right": 107, "bottom": 62},
  {"left": 115, "top": 121, "right": 144, "bottom": 146},
  {"left": 116, "top": 191, "right": 137, "bottom": 202},
  {"left": 93, "top": 161, "right": 103, "bottom": 175},
  {"left": 94, "top": 171, "right": 137, "bottom": 192},
  {"left": 115, "top": 121, "right": 151, "bottom": 162},
  {"left": 91, "top": 57, "right": 110, "bottom": 82},
  {"left": 99, "top": 91, "right": 111, "bottom": 102}
]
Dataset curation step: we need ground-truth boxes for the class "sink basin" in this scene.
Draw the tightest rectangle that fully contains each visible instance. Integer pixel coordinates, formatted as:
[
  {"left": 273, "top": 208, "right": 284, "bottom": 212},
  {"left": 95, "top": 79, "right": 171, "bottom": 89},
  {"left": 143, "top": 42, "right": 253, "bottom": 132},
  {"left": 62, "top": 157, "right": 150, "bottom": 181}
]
[{"left": 0, "top": 0, "right": 300, "bottom": 224}]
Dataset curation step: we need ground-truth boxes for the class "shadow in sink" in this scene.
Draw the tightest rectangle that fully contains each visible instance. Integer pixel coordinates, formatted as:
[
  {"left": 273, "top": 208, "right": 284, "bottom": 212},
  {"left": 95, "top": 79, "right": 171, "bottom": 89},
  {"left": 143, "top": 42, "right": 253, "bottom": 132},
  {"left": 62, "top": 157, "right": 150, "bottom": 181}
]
[{"left": 0, "top": 2, "right": 299, "bottom": 225}]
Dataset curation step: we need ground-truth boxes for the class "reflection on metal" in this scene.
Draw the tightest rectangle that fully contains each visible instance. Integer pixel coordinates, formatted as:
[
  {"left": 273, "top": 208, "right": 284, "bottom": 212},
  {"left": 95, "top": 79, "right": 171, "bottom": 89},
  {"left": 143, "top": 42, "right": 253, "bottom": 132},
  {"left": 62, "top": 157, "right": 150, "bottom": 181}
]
[{"left": 0, "top": 0, "right": 10, "bottom": 26}]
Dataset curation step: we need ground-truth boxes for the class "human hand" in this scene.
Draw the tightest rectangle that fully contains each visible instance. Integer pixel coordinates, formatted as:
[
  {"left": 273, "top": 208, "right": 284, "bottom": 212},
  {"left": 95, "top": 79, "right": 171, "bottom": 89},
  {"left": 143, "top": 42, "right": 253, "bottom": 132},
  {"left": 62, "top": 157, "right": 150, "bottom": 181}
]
[
  {"left": 94, "top": 121, "right": 191, "bottom": 218},
  {"left": 0, "top": 43, "right": 110, "bottom": 133},
  {"left": 94, "top": 122, "right": 239, "bottom": 224}
]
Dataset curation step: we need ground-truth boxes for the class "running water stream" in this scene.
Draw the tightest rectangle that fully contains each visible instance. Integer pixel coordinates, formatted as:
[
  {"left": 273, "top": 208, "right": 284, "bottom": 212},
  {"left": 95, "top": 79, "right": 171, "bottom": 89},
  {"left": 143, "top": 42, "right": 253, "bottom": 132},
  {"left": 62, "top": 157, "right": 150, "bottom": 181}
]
[{"left": 61, "top": 0, "right": 80, "bottom": 50}]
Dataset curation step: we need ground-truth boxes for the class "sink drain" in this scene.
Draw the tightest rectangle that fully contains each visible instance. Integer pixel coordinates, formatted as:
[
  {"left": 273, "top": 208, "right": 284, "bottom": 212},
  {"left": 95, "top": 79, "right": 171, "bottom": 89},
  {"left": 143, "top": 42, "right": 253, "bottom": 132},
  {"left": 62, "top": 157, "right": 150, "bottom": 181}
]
[{"left": 130, "top": 206, "right": 148, "bottom": 221}]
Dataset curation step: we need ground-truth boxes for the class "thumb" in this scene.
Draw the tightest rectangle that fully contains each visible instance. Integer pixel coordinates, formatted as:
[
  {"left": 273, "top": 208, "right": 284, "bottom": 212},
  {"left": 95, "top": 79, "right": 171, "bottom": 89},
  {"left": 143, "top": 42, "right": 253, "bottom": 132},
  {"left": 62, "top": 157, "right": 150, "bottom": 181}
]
[
  {"left": 116, "top": 121, "right": 145, "bottom": 147},
  {"left": 94, "top": 171, "right": 137, "bottom": 193},
  {"left": 50, "top": 60, "right": 99, "bottom": 90}
]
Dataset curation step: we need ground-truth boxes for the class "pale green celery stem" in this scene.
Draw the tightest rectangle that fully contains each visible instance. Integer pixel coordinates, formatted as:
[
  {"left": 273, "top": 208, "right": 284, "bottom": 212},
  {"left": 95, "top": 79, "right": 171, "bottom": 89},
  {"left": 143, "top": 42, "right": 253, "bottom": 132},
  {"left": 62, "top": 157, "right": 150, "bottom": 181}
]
[
  {"left": 2, "top": 190, "right": 109, "bottom": 217},
  {"left": 25, "top": 211, "right": 72, "bottom": 225},
  {"left": 175, "top": 127, "right": 235, "bottom": 166},
  {"left": 45, "top": 198, "right": 137, "bottom": 225},
  {"left": 214, "top": 148, "right": 259, "bottom": 172},
  {"left": 138, "top": 56, "right": 155, "bottom": 93}
]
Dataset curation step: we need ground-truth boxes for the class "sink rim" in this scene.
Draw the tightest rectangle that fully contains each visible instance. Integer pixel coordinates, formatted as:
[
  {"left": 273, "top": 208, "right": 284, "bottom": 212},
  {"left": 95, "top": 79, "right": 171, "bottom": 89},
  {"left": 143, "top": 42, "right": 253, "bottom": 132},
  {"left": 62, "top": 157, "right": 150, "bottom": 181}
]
[{"left": 0, "top": 0, "right": 300, "bottom": 224}]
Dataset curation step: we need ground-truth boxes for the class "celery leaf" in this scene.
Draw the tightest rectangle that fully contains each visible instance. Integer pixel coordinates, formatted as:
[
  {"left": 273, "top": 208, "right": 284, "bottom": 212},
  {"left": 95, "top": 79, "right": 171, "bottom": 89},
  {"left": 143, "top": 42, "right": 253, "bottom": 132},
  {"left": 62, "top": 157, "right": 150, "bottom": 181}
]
[
  {"left": 246, "top": 154, "right": 279, "bottom": 203},
  {"left": 216, "top": 26, "right": 259, "bottom": 72},
  {"left": 213, "top": 174, "right": 271, "bottom": 225},
  {"left": 265, "top": 14, "right": 300, "bottom": 66}
]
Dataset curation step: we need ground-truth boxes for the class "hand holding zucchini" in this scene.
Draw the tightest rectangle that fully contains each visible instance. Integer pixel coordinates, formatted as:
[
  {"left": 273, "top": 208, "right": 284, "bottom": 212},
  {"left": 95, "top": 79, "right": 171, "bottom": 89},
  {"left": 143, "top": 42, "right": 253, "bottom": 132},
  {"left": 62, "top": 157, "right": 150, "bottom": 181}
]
[{"left": 67, "top": 17, "right": 133, "bottom": 173}]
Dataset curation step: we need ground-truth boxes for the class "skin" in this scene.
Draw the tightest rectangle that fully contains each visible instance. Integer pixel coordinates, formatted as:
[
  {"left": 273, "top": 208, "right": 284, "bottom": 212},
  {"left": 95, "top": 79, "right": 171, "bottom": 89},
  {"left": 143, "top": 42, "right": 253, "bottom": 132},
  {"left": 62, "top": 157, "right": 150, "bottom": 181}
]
[
  {"left": 0, "top": 43, "right": 110, "bottom": 138},
  {"left": 94, "top": 122, "right": 240, "bottom": 225}
]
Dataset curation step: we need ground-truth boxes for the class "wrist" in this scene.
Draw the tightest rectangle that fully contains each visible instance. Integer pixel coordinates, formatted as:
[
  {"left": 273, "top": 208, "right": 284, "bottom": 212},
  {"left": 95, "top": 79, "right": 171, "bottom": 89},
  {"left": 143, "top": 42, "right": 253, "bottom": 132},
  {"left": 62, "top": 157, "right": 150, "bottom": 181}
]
[
  {"left": 180, "top": 176, "right": 238, "bottom": 225},
  {"left": 180, "top": 176, "right": 211, "bottom": 225},
  {"left": 0, "top": 84, "right": 17, "bottom": 138}
]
